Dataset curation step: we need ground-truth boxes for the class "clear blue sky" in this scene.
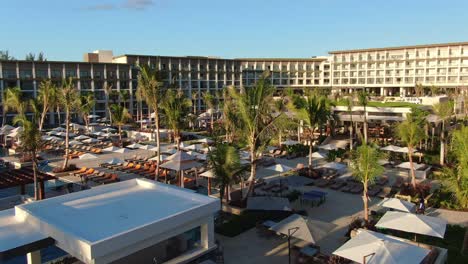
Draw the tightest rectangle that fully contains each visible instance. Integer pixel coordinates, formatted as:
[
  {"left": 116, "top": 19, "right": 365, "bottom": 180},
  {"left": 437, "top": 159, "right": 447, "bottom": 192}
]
[{"left": 2, "top": 0, "right": 468, "bottom": 61}]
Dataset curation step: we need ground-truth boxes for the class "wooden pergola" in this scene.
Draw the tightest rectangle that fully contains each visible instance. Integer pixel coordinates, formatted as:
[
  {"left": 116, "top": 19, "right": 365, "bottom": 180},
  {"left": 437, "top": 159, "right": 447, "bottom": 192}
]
[{"left": 0, "top": 167, "right": 56, "bottom": 200}]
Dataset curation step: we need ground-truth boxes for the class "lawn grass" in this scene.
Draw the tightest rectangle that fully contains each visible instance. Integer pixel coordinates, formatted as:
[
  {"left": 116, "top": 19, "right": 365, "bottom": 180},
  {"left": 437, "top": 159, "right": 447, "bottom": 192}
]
[{"left": 215, "top": 210, "right": 293, "bottom": 237}]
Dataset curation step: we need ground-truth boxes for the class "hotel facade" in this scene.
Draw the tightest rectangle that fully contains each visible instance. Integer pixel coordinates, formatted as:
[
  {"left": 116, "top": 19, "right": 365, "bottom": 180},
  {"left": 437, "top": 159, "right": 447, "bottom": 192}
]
[{"left": 0, "top": 41, "right": 467, "bottom": 125}]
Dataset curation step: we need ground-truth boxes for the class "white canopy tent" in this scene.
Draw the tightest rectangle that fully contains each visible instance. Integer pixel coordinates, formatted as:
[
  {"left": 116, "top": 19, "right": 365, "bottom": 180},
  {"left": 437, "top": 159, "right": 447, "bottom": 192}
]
[
  {"left": 375, "top": 211, "right": 447, "bottom": 238},
  {"left": 270, "top": 214, "right": 335, "bottom": 243},
  {"left": 166, "top": 151, "right": 196, "bottom": 162},
  {"left": 333, "top": 229, "right": 430, "bottom": 264},
  {"left": 378, "top": 198, "right": 416, "bottom": 213}
]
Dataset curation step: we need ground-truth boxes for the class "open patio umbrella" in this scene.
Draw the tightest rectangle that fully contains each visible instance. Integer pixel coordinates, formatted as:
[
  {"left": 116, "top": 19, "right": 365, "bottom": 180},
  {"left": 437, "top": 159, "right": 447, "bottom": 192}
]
[
  {"left": 281, "top": 139, "right": 300, "bottom": 146},
  {"left": 69, "top": 140, "right": 83, "bottom": 146},
  {"left": 396, "top": 162, "right": 425, "bottom": 170},
  {"left": 166, "top": 151, "right": 196, "bottom": 162},
  {"left": 160, "top": 160, "right": 202, "bottom": 171},
  {"left": 378, "top": 198, "right": 416, "bottom": 213},
  {"left": 380, "top": 145, "right": 402, "bottom": 152},
  {"left": 308, "top": 152, "right": 327, "bottom": 159},
  {"left": 126, "top": 143, "right": 143, "bottom": 149},
  {"left": 52, "top": 127, "right": 66, "bottom": 132},
  {"left": 395, "top": 147, "right": 417, "bottom": 154},
  {"left": 162, "top": 148, "right": 177, "bottom": 155},
  {"left": 270, "top": 214, "right": 335, "bottom": 244},
  {"left": 93, "top": 131, "right": 106, "bottom": 137},
  {"left": 375, "top": 211, "right": 447, "bottom": 238},
  {"left": 185, "top": 144, "right": 204, "bottom": 151},
  {"left": 113, "top": 148, "right": 133, "bottom": 154},
  {"left": 196, "top": 138, "right": 214, "bottom": 144},
  {"left": 148, "top": 155, "right": 168, "bottom": 161},
  {"left": 74, "top": 135, "right": 90, "bottom": 140},
  {"left": 265, "top": 164, "right": 293, "bottom": 173},
  {"left": 79, "top": 153, "right": 98, "bottom": 160},
  {"left": 333, "top": 229, "right": 430, "bottom": 264},
  {"left": 103, "top": 146, "right": 120, "bottom": 152},
  {"left": 139, "top": 144, "right": 156, "bottom": 150},
  {"left": 186, "top": 151, "right": 207, "bottom": 161},
  {"left": 83, "top": 138, "right": 100, "bottom": 144},
  {"left": 104, "top": 158, "right": 124, "bottom": 164},
  {"left": 101, "top": 127, "right": 116, "bottom": 132}
]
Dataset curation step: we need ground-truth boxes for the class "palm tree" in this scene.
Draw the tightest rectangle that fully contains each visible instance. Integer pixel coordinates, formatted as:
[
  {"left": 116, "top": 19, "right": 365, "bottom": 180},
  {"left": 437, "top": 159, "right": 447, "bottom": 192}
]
[
  {"left": 58, "top": 78, "right": 80, "bottom": 169},
  {"left": 14, "top": 115, "right": 42, "bottom": 200},
  {"left": 397, "top": 111, "right": 427, "bottom": 189},
  {"left": 228, "top": 72, "right": 283, "bottom": 199},
  {"left": 292, "top": 90, "right": 332, "bottom": 169},
  {"left": 357, "top": 90, "right": 369, "bottom": 144},
  {"left": 203, "top": 91, "right": 215, "bottom": 132},
  {"left": 191, "top": 91, "right": 199, "bottom": 115},
  {"left": 137, "top": 65, "right": 165, "bottom": 177},
  {"left": 441, "top": 125, "right": 468, "bottom": 208},
  {"left": 3, "top": 87, "right": 26, "bottom": 125},
  {"left": 119, "top": 89, "right": 130, "bottom": 108},
  {"left": 135, "top": 83, "right": 145, "bottom": 129},
  {"left": 350, "top": 144, "right": 384, "bottom": 222},
  {"left": 103, "top": 83, "right": 113, "bottom": 123},
  {"left": 37, "top": 79, "right": 57, "bottom": 131},
  {"left": 343, "top": 95, "right": 354, "bottom": 150},
  {"left": 433, "top": 101, "right": 454, "bottom": 165},
  {"left": 222, "top": 87, "right": 240, "bottom": 143},
  {"left": 414, "top": 83, "right": 425, "bottom": 97},
  {"left": 79, "top": 92, "right": 96, "bottom": 131},
  {"left": 208, "top": 143, "right": 246, "bottom": 206},
  {"left": 111, "top": 104, "right": 131, "bottom": 147},
  {"left": 160, "top": 89, "right": 191, "bottom": 147}
]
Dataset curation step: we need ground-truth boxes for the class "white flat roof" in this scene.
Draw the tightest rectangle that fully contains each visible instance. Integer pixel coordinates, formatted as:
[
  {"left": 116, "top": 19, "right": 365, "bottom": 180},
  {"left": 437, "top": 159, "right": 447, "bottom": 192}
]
[
  {"left": 0, "top": 209, "right": 48, "bottom": 253},
  {"left": 2, "top": 179, "right": 219, "bottom": 263}
]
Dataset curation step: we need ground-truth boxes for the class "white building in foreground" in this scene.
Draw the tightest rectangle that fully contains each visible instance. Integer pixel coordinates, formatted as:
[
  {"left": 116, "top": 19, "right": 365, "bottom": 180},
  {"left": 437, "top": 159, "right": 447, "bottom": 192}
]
[{"left": 0, "top": 179, "right": 219, "bottom": 264}]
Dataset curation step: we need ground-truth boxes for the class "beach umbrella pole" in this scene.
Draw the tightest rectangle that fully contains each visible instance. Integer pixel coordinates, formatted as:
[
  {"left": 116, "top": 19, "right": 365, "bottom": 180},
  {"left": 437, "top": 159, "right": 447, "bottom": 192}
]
[{"left": 288, "top": 227, "right": 299, "bottom": 264}]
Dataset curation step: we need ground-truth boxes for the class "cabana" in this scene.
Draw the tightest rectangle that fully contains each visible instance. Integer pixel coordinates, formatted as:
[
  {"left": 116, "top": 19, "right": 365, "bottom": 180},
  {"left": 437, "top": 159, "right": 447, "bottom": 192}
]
[{"left": 375, "top": 211, "right": 447, "bottom": 238}]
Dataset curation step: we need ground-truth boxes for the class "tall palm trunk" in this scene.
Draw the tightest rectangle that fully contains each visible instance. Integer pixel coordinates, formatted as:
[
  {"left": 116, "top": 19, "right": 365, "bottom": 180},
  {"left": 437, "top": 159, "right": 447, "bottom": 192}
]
[
  {"left": 363, "top": 106, "right": 368, "bottom": 144},
  {"left": 440, "top": 121, "right": 445, "bottom": 165},
  {"left": 32, "top": 150, "right": 39, "bottom": 200},
  {"left": 408, "top": 145, "right": 416, "bottom": 189},
  {"left": 154, "top": 108, "right": 161, "bottom": 181},
  {"left": 245, "top": 150, "right": 257, "bottom": 199},
  {"left": 56, "top": 105, "right": 61, "bottom": 126},
  {"left": 62, "top": 109, "right": 70, "bottom": 169},
  {"left": 349, "top": 116, "right": 354, "bottom": 151},
  {"left": 39, "top": 109, "right": 48, "bottom": 131},
  {"left": 308, "top": 128, "right": 316, "bottom": 169},
  {"left": 362, "top": 180, "right": 369, "bottom": 222},
  {"left": 118, "top": 125, "right": 122, "bottom": 147}
]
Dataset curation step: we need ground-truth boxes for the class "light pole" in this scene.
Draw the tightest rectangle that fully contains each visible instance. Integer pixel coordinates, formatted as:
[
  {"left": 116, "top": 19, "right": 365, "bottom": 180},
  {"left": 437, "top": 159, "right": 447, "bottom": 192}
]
[{"left": 287, "top": 227, "right": 299, "bottom": 264}]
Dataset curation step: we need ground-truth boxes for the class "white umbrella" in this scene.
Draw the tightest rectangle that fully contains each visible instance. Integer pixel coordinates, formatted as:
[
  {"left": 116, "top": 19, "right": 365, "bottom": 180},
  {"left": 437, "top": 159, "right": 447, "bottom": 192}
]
[
  {"left": 396, "top": 162, "right": 425, "bottom": 170},
  {"left": 395, "top": 147, "right": 417, "bottom": 154},
  {"left": 7, "top": 131, "right": 18, "bottom": 138},
  {"left": 187, "top": 151, "right": 207, "bottom": 161},
  {"left": 163, "top": 148, "right": 177, "bottom": 155},
  {"left": 148, "top": 155, "right": 168, "bottom": 161},
  {"left": 113, "top": 148, "right": 132, "bottom": 154},
  {"left": 103, "top": 146, "right": 120, "bottom": 152},
  {"left": 380, "top": 145, "right": 402, "bottom": 152},
  {"left": 0, "top": 125, "right": 14, "bottom": 132},
  {"left": 87, "top": 114, "right": 100, "bottom": 119},
  {"left": 127, "top": 143, "right": 143, "bottom": 149},
  {"left": 318, "top": 144, "right": 340, "bottom": 150},
  {"left": 308, "top": 152, "right": 327, "bottom": 159},
  {"left": 93, "top": 131, "right": 106, "bottom": 136},
  {"left": 46, "top": 136, "right": 62, "bottom": 141},
  {"left": 378, "top": 198, "right": 416, "bottom": 213},
  {"left": 69, "top": 140, "right": 83, "bottom": 146},
  {"left": 139, "top": 144, "right": 156, "bottom": 150},
  {"left": 160, "top": 160, "right": 202, "bottom": 171},
  {"left": 265, "top": 164, "right": 293, "bottom": 173},
  {"left": 333, "top": 229, "right": 430, "bottom": 264},
  {"left": 83, "top": 138, "right": 100, "bottom": 144},
  {"left": 79, "top": 153, "right": 98, "bottom": 160},
  {"left": 375, "top": 211, "right": 447, "bottom": 238},
  {"left": 74, "top": 135, "right": 90, "bottom": 140},
  {"left": 104, "top": 158, "right": 124, "bottom": 164},
  {"left": 167, "top": 151, "right": 196, "bottom": 162},
  {"left": 281, "top": 139, "right": 300, "bottom": 146},
  {"left": 185, "top": 144, "right": 204, "bottom": 151},
  {"left": 46, "top": 131, "right": 58, "bottom": 135},
  {"left": 196, "top": 138, "right": 214, "bottom": 144},
  {"left": 101, "top": 128, "right": 116, "bottom": 132},
  {"left": 200, "top": 169, "right": 215, "bottom": 178},
  {"left": 270, "top": 214, "right": 335, "bottom": 243},
  {"left": 53, "top": 127, "right": 66, "bottom": 132}
]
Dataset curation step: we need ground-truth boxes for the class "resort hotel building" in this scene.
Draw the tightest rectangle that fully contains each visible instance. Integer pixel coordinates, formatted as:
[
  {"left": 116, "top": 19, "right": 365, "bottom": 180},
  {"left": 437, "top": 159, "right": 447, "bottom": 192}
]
[{"left": 1, "top": 41, "right": 467, "bottom": 125}]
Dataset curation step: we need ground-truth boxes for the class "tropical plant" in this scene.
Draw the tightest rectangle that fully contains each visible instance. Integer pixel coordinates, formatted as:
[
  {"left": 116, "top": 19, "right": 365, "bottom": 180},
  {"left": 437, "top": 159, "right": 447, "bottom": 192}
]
[
  {"left": 111, "top": 104, "right": 131, "bottom": 146},
  {"left": 37, "top": 79, "right": 57, "bottom": 131},
  {"left": 103, "top": 83, "right": 114, "bottom": 123},
  {"left": 0, "top": 50, "right": 15, "bottom": 60},
  {"left": 208, "top": 143, "right": 246, "bottom": 206},
  {"left": 343, "top": 95, "right": 354, "bottom": 150},
  {"left": 191, "top": 91, "right": 199, "bottom": 114},
  {"left": 414, "top": 83, "right": 425, "bottom": 97},
  {"left": 160, "top": 89, "right": 191, "bottom": 147},
  {"left": 349, "top": 144, "right": 384, "bottom": 222},
  {"left": 79, "top": 92, "right": 96, "bottom": 130},
  {"left": 433, "top": 101, "right": 454, "bottom": 165},
  {"left": 228, "top": 72, "right": 283, "bottom": 199},
  {"left": 119, "top": 89, "right": 130, "bottom": 108},
  {"left": 291, "top": 89, "right": 333, "bottom": 169},
  {"left": 14, "top": 115, "right": 43, "bottom": 200},
  {"left": 442, "top": 126, "right": 468, "bottom": 208},
  {"left": 137, "top": 65, "right": 165, "bottom": 175},
  {"left": 203, "top": 91, "right": 216, "bottom": 132},
  {"left": 357, "top": 90, "right": 369, "bottom": 144},
  {"left": 29, "top": 98, "right": 41, "bottom": 124},
  {"left": 430, "top": 85, "right": 440, "bottom": 96},
  {"left": 58, "top": 78, "right": 80, "bottom": 169},
  {"left": 3, "top": 87, "right": 26, "bottom": 125},
  {"left": 397, "top": 110, "right": 427, "bottom": 188},
  {"left": 221, "top": 87, "right": 241, "bottom": 143},
  {"left": 134, "top": 82, "right": 145, "bottom": 129}
]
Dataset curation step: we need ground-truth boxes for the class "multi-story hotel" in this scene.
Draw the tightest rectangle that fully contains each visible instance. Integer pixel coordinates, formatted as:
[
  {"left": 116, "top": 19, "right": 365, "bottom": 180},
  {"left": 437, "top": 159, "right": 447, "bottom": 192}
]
[{"left": 0, "top": 41, "right": 467, "bottom": 126}]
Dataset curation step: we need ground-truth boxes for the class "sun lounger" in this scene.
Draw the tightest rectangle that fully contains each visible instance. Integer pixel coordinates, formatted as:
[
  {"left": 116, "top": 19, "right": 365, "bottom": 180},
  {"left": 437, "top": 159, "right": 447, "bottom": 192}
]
[
  {"left": 99, "top": 174, "right": 120, "bottom": 184},
  {"left": 115, "top": 162, "right": 131, "bottom": 171},
  {"left": 71, "top": 167, "right": 87, "bottom": 176},
  {"left": 128, "top": 164, "right": 143, "bottom": 173}
]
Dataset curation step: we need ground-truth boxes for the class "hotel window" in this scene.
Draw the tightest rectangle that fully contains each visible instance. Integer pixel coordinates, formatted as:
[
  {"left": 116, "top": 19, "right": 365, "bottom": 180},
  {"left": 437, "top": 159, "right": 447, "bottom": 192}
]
[
  {"left": 51, "top": 69, "right": 62, "bottom": 78},
  {"left": 66, "top": 70, "right": 76, "bottom": 78},
  {"left": 36, "top": 69, "right": 48, "bottom": 79},
  {"left": 80, "top": 71, "right": 90, "bottom": 78}
]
